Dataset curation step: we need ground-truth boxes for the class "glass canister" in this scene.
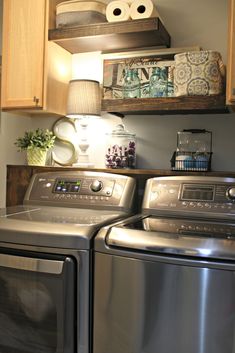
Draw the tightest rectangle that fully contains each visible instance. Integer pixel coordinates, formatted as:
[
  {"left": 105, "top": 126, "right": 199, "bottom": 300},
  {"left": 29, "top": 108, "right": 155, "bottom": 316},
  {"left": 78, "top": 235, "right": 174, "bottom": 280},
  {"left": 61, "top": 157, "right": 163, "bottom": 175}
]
[{"left": 105, "top": 124, "right": 136, "bottom": 169}]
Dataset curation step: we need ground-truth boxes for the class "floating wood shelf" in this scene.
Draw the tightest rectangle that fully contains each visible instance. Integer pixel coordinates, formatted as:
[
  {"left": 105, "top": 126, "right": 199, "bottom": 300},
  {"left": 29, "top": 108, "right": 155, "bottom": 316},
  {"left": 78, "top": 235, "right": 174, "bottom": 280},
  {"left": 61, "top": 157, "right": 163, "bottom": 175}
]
[
  {"left": 101, "top": 95, "right": 229, "bottom": 115},
  {"left": 48, "top": 18, "right": 171, "bottom": 54},
  {"left": 49, "top": 19, "right": 229, "bottom": 115}
]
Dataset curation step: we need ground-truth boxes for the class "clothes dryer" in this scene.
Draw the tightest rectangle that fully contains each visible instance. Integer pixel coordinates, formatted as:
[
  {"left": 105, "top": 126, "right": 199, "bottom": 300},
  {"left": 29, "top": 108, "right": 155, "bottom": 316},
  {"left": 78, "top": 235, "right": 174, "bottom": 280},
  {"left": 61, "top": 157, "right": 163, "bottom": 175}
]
[{"left": 0, "top": 171, "right": 135, "bottom": 353}]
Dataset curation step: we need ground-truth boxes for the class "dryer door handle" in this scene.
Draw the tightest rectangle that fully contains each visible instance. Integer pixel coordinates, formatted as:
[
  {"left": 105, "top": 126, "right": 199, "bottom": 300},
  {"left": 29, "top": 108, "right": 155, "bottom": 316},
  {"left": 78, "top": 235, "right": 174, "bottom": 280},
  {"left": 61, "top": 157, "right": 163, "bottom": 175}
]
[{"left": 0, "top": 253, "right": 64, "bottom": 274}]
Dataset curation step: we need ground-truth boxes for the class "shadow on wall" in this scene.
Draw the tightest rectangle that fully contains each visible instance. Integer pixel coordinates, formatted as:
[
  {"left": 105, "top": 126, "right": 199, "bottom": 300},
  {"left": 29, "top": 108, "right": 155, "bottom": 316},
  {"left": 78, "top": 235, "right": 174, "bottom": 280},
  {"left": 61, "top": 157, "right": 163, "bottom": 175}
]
[{"left": 156, "top": 0, "right": 228, "bottom": 63}]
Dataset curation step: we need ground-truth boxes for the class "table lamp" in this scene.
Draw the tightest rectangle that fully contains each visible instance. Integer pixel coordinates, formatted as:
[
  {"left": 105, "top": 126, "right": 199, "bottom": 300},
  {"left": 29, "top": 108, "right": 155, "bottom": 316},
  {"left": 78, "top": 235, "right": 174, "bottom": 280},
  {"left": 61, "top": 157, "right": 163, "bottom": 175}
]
[{"left": 66, "top": 79, "right": 101, "bottom": 167}]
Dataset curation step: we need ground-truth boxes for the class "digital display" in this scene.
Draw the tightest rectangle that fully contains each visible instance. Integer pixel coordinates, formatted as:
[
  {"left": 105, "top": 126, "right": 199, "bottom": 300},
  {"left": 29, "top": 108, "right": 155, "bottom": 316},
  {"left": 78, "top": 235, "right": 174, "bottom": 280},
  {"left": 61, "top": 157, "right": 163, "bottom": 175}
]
[
  {"left": 54, "top": 179, "right": 82, "bottom": 193},
  {"left": 181, "top": 184, "right": 215, "bottom": 201}
]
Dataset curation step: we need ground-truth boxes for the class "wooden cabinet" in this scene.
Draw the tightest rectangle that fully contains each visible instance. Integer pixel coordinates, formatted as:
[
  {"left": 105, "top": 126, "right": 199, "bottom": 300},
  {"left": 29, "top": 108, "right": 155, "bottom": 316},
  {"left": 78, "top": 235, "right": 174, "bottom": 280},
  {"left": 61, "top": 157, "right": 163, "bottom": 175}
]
[
  {"left": 1, "top": 1, "right": 229, "bottom": 116},
  {"left": 227, "top": 0, "right": 235, "bottom": 104},
  {"left": 1, "top": 0, "right": 71, "bottom": 116}
]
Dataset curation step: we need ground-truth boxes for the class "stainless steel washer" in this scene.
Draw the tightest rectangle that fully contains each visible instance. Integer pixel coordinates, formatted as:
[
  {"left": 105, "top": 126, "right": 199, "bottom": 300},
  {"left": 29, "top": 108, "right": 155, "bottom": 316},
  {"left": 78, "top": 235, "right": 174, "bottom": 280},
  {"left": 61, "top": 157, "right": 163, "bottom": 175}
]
[
  {"left": 94, "top": 176, "right": 235, "bottom": 353},
  {"left": 0, "top": 171, "right": 135, "bottom": 353}
]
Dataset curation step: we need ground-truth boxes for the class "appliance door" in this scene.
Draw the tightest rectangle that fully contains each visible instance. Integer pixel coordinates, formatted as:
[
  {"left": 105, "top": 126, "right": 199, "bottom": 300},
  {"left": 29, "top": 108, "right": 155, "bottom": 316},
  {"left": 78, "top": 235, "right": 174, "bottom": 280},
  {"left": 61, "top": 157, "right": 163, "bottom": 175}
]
[
  {"left": 94, "top": 251, "right": 235, "bottom": 353},
  {"left": 0, "top": 250, "right": 75, "bottom": 353}
]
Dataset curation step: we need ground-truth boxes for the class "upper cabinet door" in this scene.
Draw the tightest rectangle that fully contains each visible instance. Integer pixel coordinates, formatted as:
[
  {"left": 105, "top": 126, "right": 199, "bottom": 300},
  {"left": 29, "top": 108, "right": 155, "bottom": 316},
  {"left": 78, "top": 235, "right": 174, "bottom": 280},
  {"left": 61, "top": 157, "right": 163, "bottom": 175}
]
[
  {"left": 227, "top": 0, "right": 235, "bottom": 104},
  {"left": 1, "top": 0, "right": 46, "bottom": 108}
]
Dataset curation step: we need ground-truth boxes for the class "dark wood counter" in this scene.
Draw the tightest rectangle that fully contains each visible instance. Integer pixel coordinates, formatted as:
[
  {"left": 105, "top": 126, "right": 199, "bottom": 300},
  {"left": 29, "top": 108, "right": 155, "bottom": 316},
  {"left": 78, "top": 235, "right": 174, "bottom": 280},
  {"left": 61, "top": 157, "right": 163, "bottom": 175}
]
[{"left": 7, "top": 165, "right": 235, "bottom": 208}]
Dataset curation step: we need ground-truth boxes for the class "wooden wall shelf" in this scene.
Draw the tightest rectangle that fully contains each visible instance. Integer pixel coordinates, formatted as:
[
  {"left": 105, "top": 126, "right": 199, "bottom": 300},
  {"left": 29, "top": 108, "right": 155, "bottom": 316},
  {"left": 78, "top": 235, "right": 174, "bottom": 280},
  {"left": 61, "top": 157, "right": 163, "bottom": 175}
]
[
  {"left": 48, "top": 18, "right": 171, "bottom": 54},
  {"left": 48, "top": 19, "right": 229, "bottom": 115},
  {"left": 102, "top": 95, "right": 229, "bottom": 115}
]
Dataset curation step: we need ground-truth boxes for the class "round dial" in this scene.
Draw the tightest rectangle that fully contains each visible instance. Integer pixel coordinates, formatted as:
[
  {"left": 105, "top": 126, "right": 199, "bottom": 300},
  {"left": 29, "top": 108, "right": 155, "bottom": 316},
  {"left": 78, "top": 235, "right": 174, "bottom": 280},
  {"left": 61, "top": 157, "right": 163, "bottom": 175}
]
[
  {"left": 227, "top": 187, "right": 235, "bottom": 200},
  {"left": 90, "top": 180, "right": 103, "bottom": 192}
]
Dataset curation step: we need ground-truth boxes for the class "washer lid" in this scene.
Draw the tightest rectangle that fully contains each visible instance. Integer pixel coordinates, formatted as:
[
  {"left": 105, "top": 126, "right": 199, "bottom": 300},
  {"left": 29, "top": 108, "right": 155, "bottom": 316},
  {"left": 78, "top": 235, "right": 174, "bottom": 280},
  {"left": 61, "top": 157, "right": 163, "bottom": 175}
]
[
  {"left": 0, "top": 205, "right": 128, "bottom": 249},
  {"left": 104, "top": 215, "right": 235, "bottom": 260}
]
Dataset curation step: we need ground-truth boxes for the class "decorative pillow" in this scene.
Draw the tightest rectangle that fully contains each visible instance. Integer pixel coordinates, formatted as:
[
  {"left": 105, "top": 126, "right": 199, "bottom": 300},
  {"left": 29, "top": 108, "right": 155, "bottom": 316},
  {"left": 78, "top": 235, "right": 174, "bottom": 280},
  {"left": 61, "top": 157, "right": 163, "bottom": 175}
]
[{"left": 174, "top": 51, "right": 225, "bottom": 96}]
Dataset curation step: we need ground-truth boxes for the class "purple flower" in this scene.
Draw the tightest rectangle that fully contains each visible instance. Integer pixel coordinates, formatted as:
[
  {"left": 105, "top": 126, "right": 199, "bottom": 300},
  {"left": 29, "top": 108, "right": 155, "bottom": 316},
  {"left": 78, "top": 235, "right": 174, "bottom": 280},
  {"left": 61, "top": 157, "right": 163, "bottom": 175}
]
[
  {"left": 129, "top": 141, "right": 135, "bottom": 148},
  {"left": 128, "top": 148, "right": 135, "bottom": 156}
]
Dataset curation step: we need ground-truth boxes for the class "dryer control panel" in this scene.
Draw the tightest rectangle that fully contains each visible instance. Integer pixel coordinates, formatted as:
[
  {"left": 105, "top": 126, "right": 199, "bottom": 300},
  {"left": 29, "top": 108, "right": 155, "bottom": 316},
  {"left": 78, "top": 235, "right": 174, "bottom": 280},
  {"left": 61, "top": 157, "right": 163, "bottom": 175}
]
[
  {"left": 53, "top": 178, "right": 114, "bottom": 197},
  {"left": 23, "top": 171, "right": 135, "bottom": 211},
  {"left": 143, "top": 176, "right": 235, "bottom": 219}
]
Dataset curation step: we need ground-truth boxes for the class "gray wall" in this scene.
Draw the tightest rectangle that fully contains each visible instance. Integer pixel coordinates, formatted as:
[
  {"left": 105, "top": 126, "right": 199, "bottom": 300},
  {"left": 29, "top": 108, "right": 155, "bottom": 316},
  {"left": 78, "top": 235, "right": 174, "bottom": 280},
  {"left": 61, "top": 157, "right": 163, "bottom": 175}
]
[
  {"left": 0, "top": 0, "right": 232, "bottom": 207},
  {"left": 126, "top": 113, "right": 233, "bottom": 170}
]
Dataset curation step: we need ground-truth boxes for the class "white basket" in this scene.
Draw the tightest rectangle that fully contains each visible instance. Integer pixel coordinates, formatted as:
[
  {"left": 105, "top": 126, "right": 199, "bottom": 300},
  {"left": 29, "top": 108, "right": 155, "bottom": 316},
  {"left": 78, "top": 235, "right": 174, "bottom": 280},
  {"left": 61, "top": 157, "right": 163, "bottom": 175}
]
[{"left": 56, "top": 0, "right": 106, "bottom": 27}]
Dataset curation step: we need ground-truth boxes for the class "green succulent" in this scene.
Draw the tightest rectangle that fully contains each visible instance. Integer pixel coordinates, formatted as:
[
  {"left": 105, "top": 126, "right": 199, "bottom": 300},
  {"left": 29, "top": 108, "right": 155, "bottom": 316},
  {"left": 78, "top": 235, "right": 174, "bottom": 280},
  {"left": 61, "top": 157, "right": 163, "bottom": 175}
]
[{"left": 15, "top": 128, "right": 56, "bottom": 151}]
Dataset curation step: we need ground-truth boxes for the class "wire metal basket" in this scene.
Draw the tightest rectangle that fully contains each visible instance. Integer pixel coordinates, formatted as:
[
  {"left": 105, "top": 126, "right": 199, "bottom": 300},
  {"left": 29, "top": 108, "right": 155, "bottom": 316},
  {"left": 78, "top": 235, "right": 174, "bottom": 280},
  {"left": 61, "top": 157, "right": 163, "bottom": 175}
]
[
  {"left": 171, "top": 151, "right": 212, "bottom": 171},
  {"left": 171, "top": 129, "right": 212, "bottom": 171}
]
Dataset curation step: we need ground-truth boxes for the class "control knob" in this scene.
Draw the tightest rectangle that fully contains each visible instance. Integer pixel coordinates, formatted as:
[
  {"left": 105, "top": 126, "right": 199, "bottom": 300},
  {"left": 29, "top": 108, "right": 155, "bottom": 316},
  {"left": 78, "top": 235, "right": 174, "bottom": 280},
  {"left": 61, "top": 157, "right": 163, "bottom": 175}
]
[
  {"left": 90, "top": 180, "right": 103, "bottom": 192},
  {"left": 226, "top": 187, "right": 235, "bottom": 201}
]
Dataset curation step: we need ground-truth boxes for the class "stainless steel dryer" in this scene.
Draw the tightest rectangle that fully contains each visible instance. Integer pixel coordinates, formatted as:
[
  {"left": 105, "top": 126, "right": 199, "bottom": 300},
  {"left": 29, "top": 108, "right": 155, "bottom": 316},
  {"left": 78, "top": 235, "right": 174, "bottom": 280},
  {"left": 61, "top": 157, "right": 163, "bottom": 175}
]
[
  {"left": 0, "top": 171, "right": 135, "bottom": 353},
  {"left": 94, "top": 176, "right": 235, "bottom": 353}
]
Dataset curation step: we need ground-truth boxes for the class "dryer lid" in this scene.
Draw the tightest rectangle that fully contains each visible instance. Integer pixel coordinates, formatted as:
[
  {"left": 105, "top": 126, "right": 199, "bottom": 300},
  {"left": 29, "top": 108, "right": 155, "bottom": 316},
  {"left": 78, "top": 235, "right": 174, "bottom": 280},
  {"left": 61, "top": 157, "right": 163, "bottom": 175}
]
[{"left": 0, "top": 205, "right": 128, "bottom": 249}]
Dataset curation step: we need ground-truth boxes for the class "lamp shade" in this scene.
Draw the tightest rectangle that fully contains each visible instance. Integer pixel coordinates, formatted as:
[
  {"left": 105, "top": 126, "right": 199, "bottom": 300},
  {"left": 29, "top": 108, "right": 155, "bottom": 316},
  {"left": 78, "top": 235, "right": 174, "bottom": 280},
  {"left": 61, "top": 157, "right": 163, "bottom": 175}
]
[{"left": 66, "top": 79, "right": 101, "bottom": 118}]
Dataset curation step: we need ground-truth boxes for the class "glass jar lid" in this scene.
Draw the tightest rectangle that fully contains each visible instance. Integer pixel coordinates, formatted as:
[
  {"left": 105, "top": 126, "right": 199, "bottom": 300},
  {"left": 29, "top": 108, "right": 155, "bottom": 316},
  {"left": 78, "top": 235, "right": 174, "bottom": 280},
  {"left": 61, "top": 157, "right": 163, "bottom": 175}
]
[{"left": 107, "top": 124, "right": 136, "bottom": 138}]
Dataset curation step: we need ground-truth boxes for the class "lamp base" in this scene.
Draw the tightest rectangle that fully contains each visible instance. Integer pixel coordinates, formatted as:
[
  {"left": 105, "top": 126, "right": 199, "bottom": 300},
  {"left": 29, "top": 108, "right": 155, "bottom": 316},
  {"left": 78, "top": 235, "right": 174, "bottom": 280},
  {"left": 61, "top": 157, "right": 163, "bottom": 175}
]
[
  {"left": 72, "top": 152, "right": 94, "bottom": 168},
  {"left": 72, "top": 161, "right": 94, "bottom": 168}
]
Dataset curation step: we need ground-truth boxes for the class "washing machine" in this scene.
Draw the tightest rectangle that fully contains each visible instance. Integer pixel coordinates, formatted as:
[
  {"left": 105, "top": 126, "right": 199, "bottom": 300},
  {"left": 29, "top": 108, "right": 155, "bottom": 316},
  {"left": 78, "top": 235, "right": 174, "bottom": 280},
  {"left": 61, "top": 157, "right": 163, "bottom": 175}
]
[
  {"left": 94, "top": 176, "right": 235, "bottom": 353},
  {"left": 0, "top": 170, "right": 135, "bottom": 353}
]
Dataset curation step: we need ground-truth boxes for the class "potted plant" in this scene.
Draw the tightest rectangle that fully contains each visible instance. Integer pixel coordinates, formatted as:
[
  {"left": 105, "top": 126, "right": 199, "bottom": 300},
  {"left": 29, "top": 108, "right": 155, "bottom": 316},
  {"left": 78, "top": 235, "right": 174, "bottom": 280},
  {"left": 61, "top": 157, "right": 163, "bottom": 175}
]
[{"left": 15, "top": 128, "right": 56, "bottom": 166}]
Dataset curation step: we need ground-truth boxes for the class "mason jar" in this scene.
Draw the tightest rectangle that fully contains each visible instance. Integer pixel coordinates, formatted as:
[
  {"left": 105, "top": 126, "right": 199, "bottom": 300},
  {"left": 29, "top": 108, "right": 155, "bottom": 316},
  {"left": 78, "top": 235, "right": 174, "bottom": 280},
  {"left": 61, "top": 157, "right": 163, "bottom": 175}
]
[
  {"left": 149, "top": 66, "right": 168, "bottom": 97},
  {"left": 123, "top": 68, "right": 141, "bottom": 99},
  {"left": 105, "top": 124, "right": 136, "bottom": 169}
]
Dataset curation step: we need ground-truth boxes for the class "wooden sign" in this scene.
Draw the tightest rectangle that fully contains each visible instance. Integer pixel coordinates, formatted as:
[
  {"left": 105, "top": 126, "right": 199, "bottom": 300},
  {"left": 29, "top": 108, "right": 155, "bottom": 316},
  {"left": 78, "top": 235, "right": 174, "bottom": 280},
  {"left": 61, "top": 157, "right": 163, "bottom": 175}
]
[
  {"left": 103, "top": 56, "right": 174, "bottom": 99},
  {"left": 102, "top": 47, "right": 201, "bottom": 99}
]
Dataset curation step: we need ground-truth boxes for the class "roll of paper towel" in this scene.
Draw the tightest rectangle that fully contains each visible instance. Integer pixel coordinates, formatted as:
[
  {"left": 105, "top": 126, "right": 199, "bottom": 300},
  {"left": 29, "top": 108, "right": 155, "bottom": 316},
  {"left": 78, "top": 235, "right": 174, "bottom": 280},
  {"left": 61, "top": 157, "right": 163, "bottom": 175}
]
[
  {"left": 121, "top": 0, "right": 135, "bottom": 4},
  {"left": 130, "top": 0, "right": 160, "bottom": 19},
  {"left": 106, "top": 1, "right": 131, "bottom": 22}
]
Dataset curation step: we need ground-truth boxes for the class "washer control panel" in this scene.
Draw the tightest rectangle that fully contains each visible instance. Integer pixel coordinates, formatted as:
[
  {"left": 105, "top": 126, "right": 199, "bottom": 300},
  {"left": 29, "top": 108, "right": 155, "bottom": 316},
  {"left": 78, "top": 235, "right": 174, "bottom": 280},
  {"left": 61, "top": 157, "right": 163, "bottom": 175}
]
[
  {"left": 143, "top": 176, "right": 235, "bottom": 218},
  {"left": 143, "top": 217, "right": 235, "bottom": 239},
  {"left": 24, "top": 171, "right": 135, "bottom": 210}
]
